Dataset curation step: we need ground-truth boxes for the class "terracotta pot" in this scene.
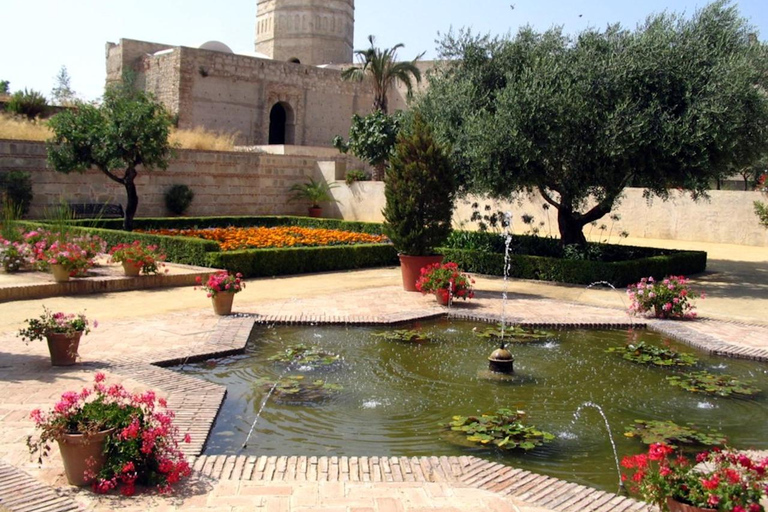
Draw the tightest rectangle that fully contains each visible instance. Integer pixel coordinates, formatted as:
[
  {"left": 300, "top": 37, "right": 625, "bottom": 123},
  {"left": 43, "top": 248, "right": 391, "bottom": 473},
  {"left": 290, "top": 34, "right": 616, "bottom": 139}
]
[
  {"left": 435, "top": 290, "right": 451, "bottom": 306},
  {"left": 57, "top": 428, "right": 114, "bottom": 486},
  {"left": 51, "top": 264, "right": 70, "bottom": 282},
  {"left": 666, "top": 497, "right": 717, "bottom": 512},
  {"left": 308, "top": 207, "right": 323, "bottom": 218},
  {"left": 45, "top": 332, "right": 82, "bottom": 366},
  {"left": 398, "top": 254, "right": 443, "bottom": 292},
  {"left": 121, "top": 261, "right": 142, "bottom": 277},
  {"left": 212, "top": 292, "right": 235, "bottom": 315}
]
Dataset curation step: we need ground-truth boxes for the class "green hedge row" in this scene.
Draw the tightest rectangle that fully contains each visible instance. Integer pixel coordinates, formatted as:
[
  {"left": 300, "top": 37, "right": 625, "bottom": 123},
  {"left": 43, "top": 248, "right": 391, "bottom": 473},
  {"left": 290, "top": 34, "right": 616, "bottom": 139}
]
[
  {"left": 205, "top": 243, "right": 398, "bottom": 277},
  {"left": 438, "top": 247, "right": 707, "bottom": 287},
  {"left": 66, "top": 216, "right": 386, "bottom": 235}
]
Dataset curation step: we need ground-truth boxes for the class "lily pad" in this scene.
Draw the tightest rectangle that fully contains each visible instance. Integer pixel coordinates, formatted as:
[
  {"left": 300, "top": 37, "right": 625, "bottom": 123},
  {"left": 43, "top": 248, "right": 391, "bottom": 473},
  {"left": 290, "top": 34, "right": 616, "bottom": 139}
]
[
  {"left": 442, "top": 408, "right": 554, "bottom": 451},
  {"left": 474, "top": 325, "right": 554, "bottom": 343},
  {"left": 606, "top": 342, "right": 698, "bottom": 367},
  {"left": 666, "top": 371, "right": 760, "bottom": 397},
  {"left": 624, "top": 420, "right": 726, "bottom": 448},
  {"left": 372, "top": 329, "right": 430, "bottom": 343},
  {"left": 257, "top": 375, "right": 343, "bottom": 403},
  {"left": 268, "top": 344, "right": 341, "bottom": 367}
]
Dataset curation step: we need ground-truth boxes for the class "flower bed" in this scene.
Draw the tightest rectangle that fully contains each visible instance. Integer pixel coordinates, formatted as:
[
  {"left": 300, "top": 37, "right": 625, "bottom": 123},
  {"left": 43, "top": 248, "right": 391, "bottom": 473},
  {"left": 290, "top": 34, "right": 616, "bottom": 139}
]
[{"left": 138, "top": 226, "right": 388, "bottom": 251}]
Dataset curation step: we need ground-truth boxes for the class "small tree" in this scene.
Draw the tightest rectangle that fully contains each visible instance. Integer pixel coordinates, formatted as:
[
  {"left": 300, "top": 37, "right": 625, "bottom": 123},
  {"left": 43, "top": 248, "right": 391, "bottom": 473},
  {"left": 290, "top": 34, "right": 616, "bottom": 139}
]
[
  {"left": 382, "top": 114, "right": 455, "bottom": 256},
  {"left": 341, "top": 35, "right": 424, "bottom": 114},
  {"left": 51, "top": 66, "right": 76, "bottom": 106},
  {"left": 0, "top": 81, "right": 9, "bottom": 95},
  {"left": 47, "top": 86, "right": 174, "bottom": 231},
  {"left": 333, "top": 110, "right": 401, "bottom": 181}
]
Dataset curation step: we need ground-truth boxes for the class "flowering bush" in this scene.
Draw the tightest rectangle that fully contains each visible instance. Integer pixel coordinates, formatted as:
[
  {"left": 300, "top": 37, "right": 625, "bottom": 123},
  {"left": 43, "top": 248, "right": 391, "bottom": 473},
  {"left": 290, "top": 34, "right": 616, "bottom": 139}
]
[
  {"left": 196, "top": 271, "right": 245, "bottom": 297},
  {"left": 109, "top": 241, "right": 167, "bottom": 274},
  {"left": 622, "top": 443, "right": 768, "bottom": 511},
  {"left": 28, "top": 373, "right": 192, "bottom": 495},
  {"left": 40, "top": 240, "right": 94, "bottom": 276},
  {"left": 415, "top": 262, "right": 475, "bottom": 302},
  {"left": 18, "top": 306, "right": 94, "bottom": 343},
  {"left": 627, "top": 276, "right": 702, "bottom": 319},
  {"left": 0, "top": 238, "right": 34, "bottom": 272}
]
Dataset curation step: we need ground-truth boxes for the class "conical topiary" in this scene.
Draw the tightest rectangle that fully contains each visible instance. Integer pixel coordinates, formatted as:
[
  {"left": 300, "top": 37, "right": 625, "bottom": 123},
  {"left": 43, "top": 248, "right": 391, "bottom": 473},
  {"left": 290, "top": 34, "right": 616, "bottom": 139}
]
[{"left": 382, "top": 114, "right": 455, "bottom": 256}]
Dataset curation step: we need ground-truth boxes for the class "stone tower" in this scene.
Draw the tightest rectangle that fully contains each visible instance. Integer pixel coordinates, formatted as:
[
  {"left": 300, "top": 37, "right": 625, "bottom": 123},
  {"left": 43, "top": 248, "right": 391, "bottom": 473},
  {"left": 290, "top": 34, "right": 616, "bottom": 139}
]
[{"left": 255, "top": 0, "right": 354, "bottom": 66}]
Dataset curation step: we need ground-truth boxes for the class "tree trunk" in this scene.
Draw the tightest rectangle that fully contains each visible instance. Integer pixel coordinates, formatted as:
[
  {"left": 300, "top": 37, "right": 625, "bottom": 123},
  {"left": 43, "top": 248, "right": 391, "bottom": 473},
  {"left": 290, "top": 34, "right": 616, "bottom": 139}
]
[
  {"left": 123, "top": 167, "right": 138, "bottom": 231},
  {"left": 557, "top": 207, "right": 588, "bottom": 246},
  {"left": 372, "top": 162, "right": 387, "bottom": 181}
]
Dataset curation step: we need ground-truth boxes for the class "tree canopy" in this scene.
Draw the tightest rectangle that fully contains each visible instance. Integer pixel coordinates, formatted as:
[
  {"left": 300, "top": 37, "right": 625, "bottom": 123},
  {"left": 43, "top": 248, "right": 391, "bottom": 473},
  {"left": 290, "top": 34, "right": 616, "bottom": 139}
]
[
  {"left": 333, "top": 110, "right": 402, "bottom": 181},
  {"left": 342, "top": 35, "right": 424, "bottom": 114},
  {"left": 47, "top": 86, "right": 174, "bottom": 231},
  {"left": 418, "top": 1, "right": 768, "bottom": 245}
]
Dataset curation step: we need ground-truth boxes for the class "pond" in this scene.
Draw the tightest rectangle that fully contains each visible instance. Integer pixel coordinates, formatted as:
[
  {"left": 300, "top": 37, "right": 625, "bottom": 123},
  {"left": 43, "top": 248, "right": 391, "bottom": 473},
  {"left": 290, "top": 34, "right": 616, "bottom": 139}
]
[{"left": 176, "top": 318, "right": 768, "bottom": 492}]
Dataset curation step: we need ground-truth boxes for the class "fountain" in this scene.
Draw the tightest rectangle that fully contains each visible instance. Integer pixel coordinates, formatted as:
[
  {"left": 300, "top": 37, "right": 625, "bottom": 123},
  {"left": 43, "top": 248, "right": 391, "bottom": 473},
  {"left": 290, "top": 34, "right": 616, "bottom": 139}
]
[
  {"left": 488, "top": 212, "right": 515, "bottom": 374},
  {"left": 573, "top": 402, "right": 625, "bottom": 494}
]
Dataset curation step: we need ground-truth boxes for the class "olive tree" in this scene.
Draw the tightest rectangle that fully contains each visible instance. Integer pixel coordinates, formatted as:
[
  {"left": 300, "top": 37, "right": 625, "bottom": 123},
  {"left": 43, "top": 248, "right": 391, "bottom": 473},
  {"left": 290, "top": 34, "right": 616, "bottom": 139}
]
[
  {"left": 419, "top": 1, "right": 768, "bottom": 245},
  {"left": 47, "top": 86, "right": 173, "bottom": 231}
]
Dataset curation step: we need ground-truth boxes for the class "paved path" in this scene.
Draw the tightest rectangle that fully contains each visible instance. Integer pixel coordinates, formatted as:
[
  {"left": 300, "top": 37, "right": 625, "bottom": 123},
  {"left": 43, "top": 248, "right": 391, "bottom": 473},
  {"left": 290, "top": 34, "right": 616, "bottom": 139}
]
[{"left": 0, "top": 236, "right": 766, "bottom": 511}]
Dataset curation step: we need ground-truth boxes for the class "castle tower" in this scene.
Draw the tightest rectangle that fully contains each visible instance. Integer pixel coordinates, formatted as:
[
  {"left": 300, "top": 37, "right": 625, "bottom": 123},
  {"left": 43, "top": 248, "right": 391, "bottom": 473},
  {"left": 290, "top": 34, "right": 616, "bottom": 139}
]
[{"left": 255, "top": 0, "right": 354, "bottom": 66}]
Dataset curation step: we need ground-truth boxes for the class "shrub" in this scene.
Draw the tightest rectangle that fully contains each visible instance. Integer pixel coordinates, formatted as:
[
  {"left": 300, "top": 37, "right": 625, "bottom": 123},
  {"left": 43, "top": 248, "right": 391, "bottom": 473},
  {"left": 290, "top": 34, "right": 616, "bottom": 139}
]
[
  {"left": 0, "top": 170, "right": 33, "bottom": 215},
  {"left": 755, "top": 201, "right": 768, "bottom": 228},
  {"left": 5, "top": 89, "right": 49, "bottom": 119},
  {"left": 627, "top": 276, "right": 702, "bottom": 319},
  {"left": 345, "top": 169, "right": 370, "bottom": 185},
  {"left": 382, "top": 114, "right": 455, "bottom": 256},
  {"left": 164, "top": 184, "right": 194, "bottom": 215}
]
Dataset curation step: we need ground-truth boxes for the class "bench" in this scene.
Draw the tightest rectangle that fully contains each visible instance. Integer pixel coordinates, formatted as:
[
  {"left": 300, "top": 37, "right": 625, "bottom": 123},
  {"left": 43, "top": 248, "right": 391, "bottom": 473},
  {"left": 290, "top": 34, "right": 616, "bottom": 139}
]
[{"left": 68, "top": 203, "right": 124, "bottom": 219}]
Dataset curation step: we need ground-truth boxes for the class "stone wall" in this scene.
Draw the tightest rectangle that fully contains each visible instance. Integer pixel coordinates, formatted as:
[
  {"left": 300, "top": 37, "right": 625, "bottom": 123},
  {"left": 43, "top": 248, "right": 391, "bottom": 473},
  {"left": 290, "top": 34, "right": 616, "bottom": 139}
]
[{"left": 0, "top": 140, "right": 347, "bottom": 218}]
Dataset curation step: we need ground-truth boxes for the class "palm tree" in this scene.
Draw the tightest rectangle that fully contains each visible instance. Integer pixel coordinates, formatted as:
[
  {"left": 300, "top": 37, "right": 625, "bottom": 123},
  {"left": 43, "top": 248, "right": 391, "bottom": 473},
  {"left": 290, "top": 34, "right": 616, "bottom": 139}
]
[{"left": 342, "top": 35, "right": 424, "bottom": 114}]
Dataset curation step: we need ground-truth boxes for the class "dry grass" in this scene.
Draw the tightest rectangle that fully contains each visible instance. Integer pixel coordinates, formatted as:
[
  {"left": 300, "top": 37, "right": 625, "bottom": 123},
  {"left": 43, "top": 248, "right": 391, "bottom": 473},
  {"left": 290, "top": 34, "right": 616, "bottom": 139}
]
[
  {"left": 0, "top": 113, "right": 52, "bottom": 141},
  {"left": 170, "top": 126, "right": 237, "bottom": 151}
]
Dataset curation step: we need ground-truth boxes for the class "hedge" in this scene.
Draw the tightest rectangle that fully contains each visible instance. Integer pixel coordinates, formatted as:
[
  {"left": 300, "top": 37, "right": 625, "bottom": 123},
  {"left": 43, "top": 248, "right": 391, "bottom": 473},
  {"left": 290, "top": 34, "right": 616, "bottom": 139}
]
[
  {"left": 438, "top": 247, "right": 707, "bottom": 287},
  {"left": 65, "top": 216, "right": 386, "bottom": 235},
  {"left": 206, "top": 243, "right": 398, "bottom": 277}
]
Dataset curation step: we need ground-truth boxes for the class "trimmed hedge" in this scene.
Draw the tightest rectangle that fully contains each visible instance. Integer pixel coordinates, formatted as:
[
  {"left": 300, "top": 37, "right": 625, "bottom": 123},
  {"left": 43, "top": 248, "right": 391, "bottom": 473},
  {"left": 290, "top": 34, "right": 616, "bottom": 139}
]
[
  {"left": 65, "top": 216, "right": 386, "bottom": 235},
  {"left": 206, "top": 243, "right": 398, "bottom": 277},
  {"left": 439, "top": 247, "right": 707, "bottom": 287}
]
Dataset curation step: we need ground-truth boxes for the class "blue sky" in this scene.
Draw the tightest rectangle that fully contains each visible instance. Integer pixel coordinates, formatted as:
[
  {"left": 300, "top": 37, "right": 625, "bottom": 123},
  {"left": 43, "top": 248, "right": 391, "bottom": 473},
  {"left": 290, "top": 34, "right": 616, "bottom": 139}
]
[{"left": 1, "top": 0, "right": 766, "bottom": 102}]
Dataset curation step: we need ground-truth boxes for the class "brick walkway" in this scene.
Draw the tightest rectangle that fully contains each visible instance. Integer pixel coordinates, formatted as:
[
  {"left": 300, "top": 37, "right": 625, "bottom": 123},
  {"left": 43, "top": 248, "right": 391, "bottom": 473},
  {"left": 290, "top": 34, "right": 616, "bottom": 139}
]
[{"left": 0, "top": 254, "right": 766, "bottom": 511}]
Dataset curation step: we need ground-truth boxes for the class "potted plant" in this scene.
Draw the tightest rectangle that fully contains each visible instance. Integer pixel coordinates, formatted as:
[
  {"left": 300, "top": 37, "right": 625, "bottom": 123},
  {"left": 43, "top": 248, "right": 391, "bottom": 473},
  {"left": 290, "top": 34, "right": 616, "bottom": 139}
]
[
  {"left": 288, "top": 177, "right": 339, "bottom": 217},
  {"left": 382, "top": 114, "right": 456, "bottom": 291},
  {"left": 196, "top": 271, "right": 246, "bottom": 315},
  {"left": 40, "top": 240, "right": 93, "bottom": 282},
  {"left": 109, "top": 240, "right": 167, "bottom": 276},
  {"left": 622, "top": 443, "right": 768, "bottom": 511},
  {"left": 18, "top": 307, "right": 94, "bottom": 366},
  {"left": 415, "top": 261, "right": 475, "bottom": 305},
  {"left": 627, "top": 276, "right": 703, "bottom": 319},
  {"left": 28, "top": 373, "right": 192, "bottom": 492}
]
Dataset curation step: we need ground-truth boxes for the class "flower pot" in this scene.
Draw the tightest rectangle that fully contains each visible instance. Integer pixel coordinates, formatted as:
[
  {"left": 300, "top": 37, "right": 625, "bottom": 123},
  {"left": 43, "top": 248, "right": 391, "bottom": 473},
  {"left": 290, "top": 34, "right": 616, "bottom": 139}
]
[
  {"left": 308, "top": 207, "right": 323, "bottom": 218},
  {"left": 212, "top": 292, "right": 235, "bottom": 315},
  {"left": 45, "top": 332, "right": 82, "bottom": 366},
  {"left": 57, "top": 428, "right": 114, "bottom": 486},
  {"left": 121, "top": 261, "right": 142, "bottom": 277},
  {"left": 435, "top": 290, "right": 451, "bottom": 306},
  {"left": 51, "top": 264, "right": 70, "bottom": 282},
  {"left": 666, "top": 498, "right": 717, "bottom": 512},
  {"left": 398, "top": 254, "right": 443, "bottom": 292}
]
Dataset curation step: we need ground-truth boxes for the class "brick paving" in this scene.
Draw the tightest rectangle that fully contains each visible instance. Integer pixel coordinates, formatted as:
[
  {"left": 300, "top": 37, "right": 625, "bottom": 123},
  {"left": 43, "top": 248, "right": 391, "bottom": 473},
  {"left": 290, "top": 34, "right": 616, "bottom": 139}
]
[{"left": 0, "top": 248, "right": 766, "bottom": 511}]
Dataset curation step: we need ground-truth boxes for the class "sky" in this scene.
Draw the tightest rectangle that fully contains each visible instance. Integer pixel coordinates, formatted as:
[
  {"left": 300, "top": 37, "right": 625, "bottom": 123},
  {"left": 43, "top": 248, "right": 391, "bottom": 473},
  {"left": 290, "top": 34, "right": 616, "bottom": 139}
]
[{"left": 1, "top": 0, "right": 766, "bottom": 102}]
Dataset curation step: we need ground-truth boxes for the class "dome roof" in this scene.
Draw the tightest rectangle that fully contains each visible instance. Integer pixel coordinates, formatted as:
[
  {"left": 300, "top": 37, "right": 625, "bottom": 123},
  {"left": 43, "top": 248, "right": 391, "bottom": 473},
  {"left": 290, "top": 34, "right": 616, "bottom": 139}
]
[{"left": 199, "top": 41, "right": 234, "bottom": 54}]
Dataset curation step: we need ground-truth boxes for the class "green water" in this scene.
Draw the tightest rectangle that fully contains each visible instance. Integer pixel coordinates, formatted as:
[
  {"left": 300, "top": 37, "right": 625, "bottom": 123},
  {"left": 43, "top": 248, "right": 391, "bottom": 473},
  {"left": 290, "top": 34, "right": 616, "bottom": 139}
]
[{"left": 177, "top": 319, "right": 768, "bottom": 492}]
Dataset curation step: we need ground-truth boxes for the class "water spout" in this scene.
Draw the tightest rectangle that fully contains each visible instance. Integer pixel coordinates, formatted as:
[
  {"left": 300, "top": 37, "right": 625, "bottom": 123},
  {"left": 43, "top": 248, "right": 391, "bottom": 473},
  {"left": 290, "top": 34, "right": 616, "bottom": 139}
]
[
  {"left": 241, "top": 358, "right": 298, "bottom": 449},
  {"left": 573, "top": 401, "right": 625, "bottom": 495}
]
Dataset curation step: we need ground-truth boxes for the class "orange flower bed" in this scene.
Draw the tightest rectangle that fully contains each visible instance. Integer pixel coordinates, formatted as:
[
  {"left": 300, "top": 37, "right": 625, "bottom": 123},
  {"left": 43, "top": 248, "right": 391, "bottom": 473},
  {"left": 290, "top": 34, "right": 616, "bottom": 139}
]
[{"left": 140, "top": 226, "right": 389, "bottom": 252}]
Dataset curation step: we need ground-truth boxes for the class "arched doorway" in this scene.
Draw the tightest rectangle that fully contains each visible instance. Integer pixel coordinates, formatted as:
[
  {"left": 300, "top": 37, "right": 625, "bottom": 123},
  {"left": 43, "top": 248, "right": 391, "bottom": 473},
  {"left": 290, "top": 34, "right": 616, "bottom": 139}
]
[{"left": 268, "top": 102, "right": 295, "bottom": 145}]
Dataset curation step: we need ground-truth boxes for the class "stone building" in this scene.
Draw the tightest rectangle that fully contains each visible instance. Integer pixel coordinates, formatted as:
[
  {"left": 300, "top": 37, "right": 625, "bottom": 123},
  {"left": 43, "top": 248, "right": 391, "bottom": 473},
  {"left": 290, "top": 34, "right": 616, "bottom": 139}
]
[{"left": 105, "top": 0, "right": 417, "bottom": 148}]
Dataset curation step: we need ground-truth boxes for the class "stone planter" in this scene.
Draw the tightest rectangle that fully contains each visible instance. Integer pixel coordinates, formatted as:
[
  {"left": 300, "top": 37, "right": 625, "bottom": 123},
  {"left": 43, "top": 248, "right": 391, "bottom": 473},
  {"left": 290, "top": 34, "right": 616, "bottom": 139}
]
[
  {"left": 57, "top": 429, "right": 114, "bottom": 486},
  {"left": 212, "top": 292, "right": 236, "bottom": 315},
  {"left": 398, "top": 254, "right": 443, "bottom": 292},
  {"left": 45, "top": 332, "right": 82, "bottom": 366},
  {"left": 51, "top": 264, "right": 70, "bottom": 282}
]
